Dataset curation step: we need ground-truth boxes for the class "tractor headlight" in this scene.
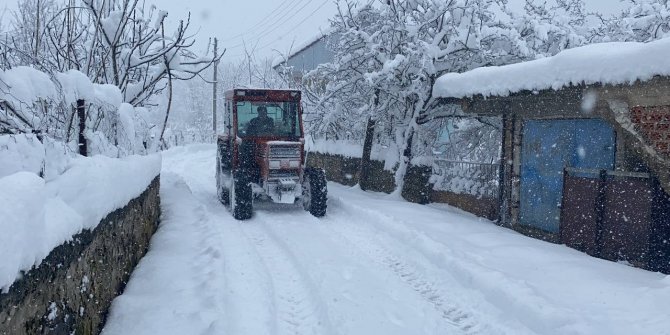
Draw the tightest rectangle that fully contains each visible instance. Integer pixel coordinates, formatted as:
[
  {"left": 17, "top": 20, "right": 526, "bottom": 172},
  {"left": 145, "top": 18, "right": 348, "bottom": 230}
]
[
  {"left": 269, "top": 160, "right": 281, "bottom": 169},
  {"left": 289, "top": 160, "right": 300, "bottom": 168}
]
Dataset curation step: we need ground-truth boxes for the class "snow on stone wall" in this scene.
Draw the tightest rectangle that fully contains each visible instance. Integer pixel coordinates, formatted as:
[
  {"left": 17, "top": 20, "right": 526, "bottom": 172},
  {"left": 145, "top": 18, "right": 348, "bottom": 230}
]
[
  {"left": 305, "top": 138, "right": 364, "bottom": 158},
  {"left": 433, "top": 37, "right": 670, "bottom": 99},
  {"left": 305, "top": 138, "right": 403, "bottom": 171},
  {"left": 0, "top": 153, "right": 161, "bottom": 292}
]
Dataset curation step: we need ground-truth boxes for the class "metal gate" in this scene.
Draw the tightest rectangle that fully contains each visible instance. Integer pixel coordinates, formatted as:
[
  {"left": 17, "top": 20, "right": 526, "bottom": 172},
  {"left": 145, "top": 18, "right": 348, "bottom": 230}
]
[
  {"left": 561, "top": 169, "right": 670, "bottom": 272},
  {"left": 520, "top": 119, "right": 615, "bottom": 233}
]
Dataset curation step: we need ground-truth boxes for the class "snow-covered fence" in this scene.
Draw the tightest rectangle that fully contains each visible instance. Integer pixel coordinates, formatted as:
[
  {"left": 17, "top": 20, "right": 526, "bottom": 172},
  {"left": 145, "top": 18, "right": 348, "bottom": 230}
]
[{"left": 431, "top": 159, "right": 500, "bottom": 198}]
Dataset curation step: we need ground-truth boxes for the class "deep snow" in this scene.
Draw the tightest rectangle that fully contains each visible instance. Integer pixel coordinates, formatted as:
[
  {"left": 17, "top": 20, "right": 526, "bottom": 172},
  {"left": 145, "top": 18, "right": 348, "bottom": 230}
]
[{"left": 103, "top": 144, "right": 670, "bottom": 335}]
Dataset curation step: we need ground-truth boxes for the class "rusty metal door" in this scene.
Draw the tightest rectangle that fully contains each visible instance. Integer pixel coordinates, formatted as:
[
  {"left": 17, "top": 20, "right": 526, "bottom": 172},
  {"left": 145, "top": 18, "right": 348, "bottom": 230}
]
[
  {"left": 520, "top": 119, "right": 615, "bottom": 233},
  {"left": 560, "top": 170, "right": 670, "bottom": 272}
]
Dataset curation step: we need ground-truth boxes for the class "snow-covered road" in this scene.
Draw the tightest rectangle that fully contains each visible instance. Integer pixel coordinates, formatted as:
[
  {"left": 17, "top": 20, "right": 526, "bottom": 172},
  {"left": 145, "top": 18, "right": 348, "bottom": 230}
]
[{"left": 102, "top": 145, "right": 670, "bottom": 335}]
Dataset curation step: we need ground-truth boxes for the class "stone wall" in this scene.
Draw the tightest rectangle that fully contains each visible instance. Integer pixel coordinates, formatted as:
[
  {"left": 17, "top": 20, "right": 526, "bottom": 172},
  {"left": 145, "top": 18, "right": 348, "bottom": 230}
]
[
  {"left": 0, "top": 177, "right": 161, "bottom": 335},
  {"left": 430, "top": 191, "right": 499, "bottom": 221},
  {"left": 306, "top": 152, "right": 361, "bottom": 186},
  {"left": 307, "top": 151, "right": 500, "bottom": 220},
  {"left": 306, "top": 152, "right": 395, "bottom": 193}
]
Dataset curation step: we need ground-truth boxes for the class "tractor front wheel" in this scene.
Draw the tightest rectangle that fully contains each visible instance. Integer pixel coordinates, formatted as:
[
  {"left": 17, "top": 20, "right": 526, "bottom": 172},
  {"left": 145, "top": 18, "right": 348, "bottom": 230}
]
[
  {"left": 229, "top": 171, "right": 253, "bottom": 220},
  {"left": 217, "top": 170, "right": 230, "bottom": 205},
  {"left": 302, "top": 168, "right": 327, "bottom": 217}
]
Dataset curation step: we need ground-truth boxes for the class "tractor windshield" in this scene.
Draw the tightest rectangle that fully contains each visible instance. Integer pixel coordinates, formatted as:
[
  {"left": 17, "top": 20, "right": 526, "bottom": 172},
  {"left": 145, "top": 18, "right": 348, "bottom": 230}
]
[{"left": 236, "top": 101, "right": 301, "bottom": 138}]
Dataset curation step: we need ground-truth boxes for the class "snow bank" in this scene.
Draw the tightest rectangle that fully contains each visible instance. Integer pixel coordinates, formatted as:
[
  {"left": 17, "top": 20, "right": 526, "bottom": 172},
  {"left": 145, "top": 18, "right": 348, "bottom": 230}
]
[
  {"left": 434, "top": 37, "right": 670, "bottom": 98},
  {"left": 103, "top": 172, "right": 226, "bottom": 335},
  {"left": 0, "top": 154, "right": 161, "bottom": 292}
]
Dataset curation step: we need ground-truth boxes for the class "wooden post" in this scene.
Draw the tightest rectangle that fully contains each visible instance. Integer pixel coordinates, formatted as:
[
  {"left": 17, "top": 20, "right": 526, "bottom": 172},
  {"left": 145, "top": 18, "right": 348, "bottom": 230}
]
[
  {"left": 212, "top": 37, "right": 219, "bottom": 137},
  {"left": 77, "top": 99, "right": 87, "bottom": 156},
  {"left": 498, "top": 111, "right": 515, "bottom": 226}
]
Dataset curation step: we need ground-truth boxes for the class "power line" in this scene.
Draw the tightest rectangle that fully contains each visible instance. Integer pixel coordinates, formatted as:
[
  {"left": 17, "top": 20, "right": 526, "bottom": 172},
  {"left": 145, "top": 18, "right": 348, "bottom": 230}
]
[
  {"left": 223, "top": 0, "right": 329, "bottom": 58},
  {"left": 262, "top": 0, "right": 375, "bottom": 54},
  {"left": 248, "top": 0, "right": 314, "bottom": 43},
  {"left": 220, "top": 0, "right": 310, "bottom": 45},
  {"left": 218, "top": 0, "right": 294, "bottom": 43},
  {"left": 223, "top": 0, "right": 315, "bottom": 51},
  {"left": 258, "top": 0, "right": 331, "bottom": 51}
]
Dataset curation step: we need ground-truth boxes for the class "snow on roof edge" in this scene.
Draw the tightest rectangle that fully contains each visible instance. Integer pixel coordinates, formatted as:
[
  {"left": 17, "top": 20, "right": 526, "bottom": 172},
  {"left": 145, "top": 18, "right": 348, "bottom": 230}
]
[
  {"left": 433, "top": 37, "right": 670, "bottom": 99},
  {"left": 272, "top": 27, "right": 334, "bottom": 69}
]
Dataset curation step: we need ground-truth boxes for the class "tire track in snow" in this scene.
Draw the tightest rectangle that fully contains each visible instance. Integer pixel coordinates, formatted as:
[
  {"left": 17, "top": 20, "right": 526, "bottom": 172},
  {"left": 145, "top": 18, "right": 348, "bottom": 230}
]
[
  {"left": 195, "top": 191, "right": 279, "bottom": 335},
  {"left": 323, "top": 196, "right": 489, "bottom": 335},
  {"left": 240, "top": 212, "right": 332, "bottom": 335}
]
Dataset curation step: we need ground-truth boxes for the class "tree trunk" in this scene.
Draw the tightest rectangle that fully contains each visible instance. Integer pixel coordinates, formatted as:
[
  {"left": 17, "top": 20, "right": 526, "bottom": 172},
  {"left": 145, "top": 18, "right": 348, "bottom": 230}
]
[
  {"left": 158, "top": 22, "right": 173, "bottom": 149},
  {"left": 359, "top": 118, "right": 376, "bottom": 190},
  {"left": 393, "top": 125, "right": 415, "bottom": 196}
]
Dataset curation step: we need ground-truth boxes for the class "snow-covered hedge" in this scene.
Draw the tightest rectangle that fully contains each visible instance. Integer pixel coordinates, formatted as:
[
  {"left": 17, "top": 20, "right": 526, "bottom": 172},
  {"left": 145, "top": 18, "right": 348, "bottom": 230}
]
[
  {"left": 0, "top": 153, "right": 161, "bottom": 292},
  {"left": 1, "top": 67, "right": 151, "bottom": 156},
  {"left": 0, "top": 134, "right": 74, "bottom": 180},
  {"left": 430, "top": 160, "right": 499, "bottom": 198}
]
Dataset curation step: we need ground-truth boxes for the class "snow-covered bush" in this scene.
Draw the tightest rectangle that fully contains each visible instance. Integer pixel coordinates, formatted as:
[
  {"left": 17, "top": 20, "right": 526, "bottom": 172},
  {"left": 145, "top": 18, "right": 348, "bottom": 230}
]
[
  {"left": 0, "top": 0, "right": 220, "bottom": 150},
  {"left": 1, "top": 67, "right": 148, "bottom": 156}
]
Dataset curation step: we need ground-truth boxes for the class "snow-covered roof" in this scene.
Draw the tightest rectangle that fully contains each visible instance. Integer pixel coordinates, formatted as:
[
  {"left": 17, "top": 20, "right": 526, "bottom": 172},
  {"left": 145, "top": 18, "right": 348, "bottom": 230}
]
[
  {"left": 433, "top": 37, "right": 670, "bottom": 99},
  {"left": 271, "top": 28, "right": 334, "bottom": 69}
]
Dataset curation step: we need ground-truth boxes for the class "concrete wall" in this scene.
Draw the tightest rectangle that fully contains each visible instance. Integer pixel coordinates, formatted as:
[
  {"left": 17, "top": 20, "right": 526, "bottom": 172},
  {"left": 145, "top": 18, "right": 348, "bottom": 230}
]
[{"left": 0, "top": 177, "right": 161, "bottom": 335}]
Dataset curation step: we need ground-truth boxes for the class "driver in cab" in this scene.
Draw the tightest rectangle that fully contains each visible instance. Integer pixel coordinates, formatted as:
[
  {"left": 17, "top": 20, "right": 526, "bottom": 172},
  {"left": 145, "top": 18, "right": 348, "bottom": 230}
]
[{"left": 247, "top": 106, "right": 274, "bottom": 135}]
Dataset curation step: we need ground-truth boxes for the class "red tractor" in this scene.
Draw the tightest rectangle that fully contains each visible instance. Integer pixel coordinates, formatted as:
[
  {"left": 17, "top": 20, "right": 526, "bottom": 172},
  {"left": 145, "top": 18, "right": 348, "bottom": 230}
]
[{"left": 216, "top": 88, "right": 327, "bottom": 220}]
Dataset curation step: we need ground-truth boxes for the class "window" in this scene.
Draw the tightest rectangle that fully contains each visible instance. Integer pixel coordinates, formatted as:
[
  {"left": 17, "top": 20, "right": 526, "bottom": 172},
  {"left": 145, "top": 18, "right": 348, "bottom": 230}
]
[{"left": 236, "top": 101, "right": 301, "bottom": 138}]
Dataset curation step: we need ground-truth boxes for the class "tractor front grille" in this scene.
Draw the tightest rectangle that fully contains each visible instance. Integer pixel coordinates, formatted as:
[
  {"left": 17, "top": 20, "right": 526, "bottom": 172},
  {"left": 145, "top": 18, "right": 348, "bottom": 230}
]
[
  {"left": 269, "top": 145, "right": 301, "bottom": 158},
  {"left": 269, "top": 170, "right": 299, "bottom": 179}
]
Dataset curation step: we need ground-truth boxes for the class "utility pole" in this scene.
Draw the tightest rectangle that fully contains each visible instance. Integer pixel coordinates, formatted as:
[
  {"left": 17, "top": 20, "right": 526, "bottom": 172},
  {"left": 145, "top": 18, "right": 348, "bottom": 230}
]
[{"left": 212, "top": 37, "right": 219, "bottom": 137}]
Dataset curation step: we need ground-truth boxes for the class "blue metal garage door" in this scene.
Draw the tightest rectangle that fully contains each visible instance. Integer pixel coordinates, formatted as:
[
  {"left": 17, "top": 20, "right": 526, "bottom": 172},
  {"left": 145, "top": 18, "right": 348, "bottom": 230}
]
[{"left": 520, "top": 119, "right": 615, "bottom": 233}]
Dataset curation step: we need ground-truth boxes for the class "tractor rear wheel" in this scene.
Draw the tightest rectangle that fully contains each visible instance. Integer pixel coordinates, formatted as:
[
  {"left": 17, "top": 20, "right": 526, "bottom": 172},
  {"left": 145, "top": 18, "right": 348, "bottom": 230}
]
[
  {"left": 229, "top": 171, "right": 253, "bottom": 220},
  {"left": 302, "top": 168, "right": 327, "bottom": 217}
]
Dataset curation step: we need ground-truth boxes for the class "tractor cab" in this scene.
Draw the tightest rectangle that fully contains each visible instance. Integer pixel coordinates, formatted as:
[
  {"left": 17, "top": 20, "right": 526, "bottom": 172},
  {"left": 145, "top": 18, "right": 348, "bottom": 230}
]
[{"left": 216, "top": 89, "right": 327, "bottom": 220}]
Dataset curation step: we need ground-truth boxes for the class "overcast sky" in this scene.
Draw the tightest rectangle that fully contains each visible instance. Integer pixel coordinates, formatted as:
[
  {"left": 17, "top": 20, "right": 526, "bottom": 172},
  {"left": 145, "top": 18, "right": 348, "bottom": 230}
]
[
  {"left": 155, "top": 0, "right": 629, "bottom": 62},
  {"left": 1, "top": 0, "right": 629, "bottom": 62}
]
